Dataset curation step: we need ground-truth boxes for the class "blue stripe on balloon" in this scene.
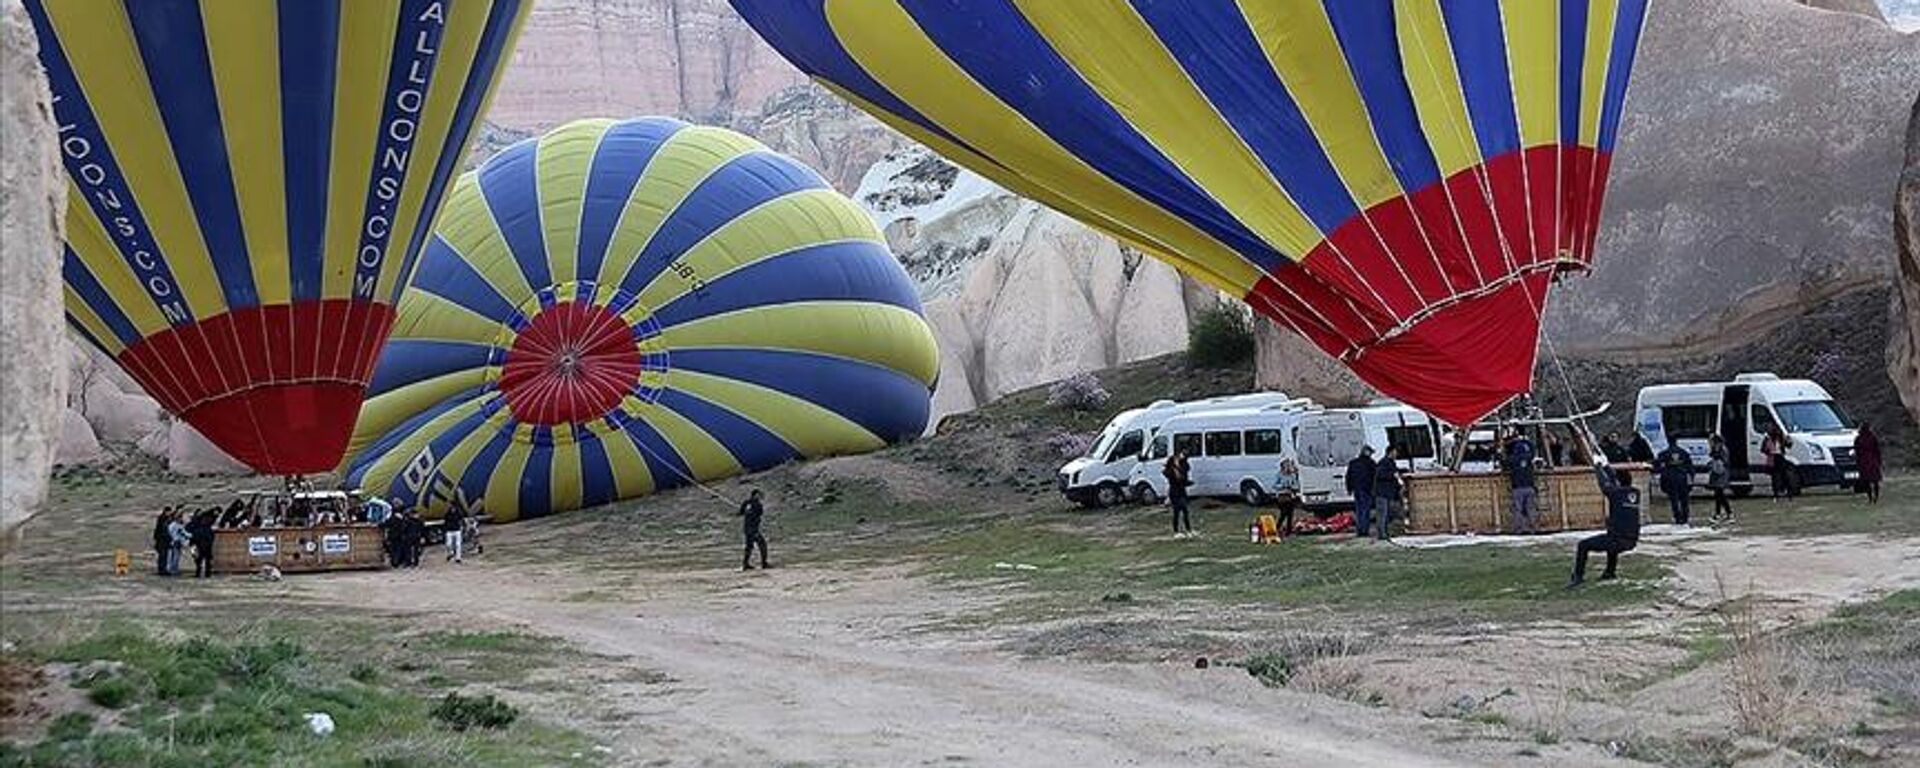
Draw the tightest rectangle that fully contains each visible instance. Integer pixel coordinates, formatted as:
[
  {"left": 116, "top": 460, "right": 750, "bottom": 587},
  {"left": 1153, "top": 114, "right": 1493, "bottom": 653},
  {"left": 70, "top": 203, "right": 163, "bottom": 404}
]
[
  {"left": 620, "top": 418, "right": 693, "bottom": 492},
  {"left": 388, "top": 0, "right": 527, "bottom": 305},
  {"left": 348, "top": 0, "right": 452, "bottom": 301},
  {"left": 409, "top": 235, "right": 521, "bottom": 321},
  {"left": 575, "top": 430, "right": 618, "bottom": 509},
  {"left": 1322, "top": 0, "right": 1445, "bottom": 192},
  {"left": 455, "top": 422, "right": 516, "bottom": 513},
  {"left": 578, "top": 118, "right": 685, "bottom": 283},
  {"left": 25, "top": 1, "right": 195, "bottom": 328},
  {"left": 349, "top": 384, "right": 490, "bottom": 480},
  {"left": 366, "top": 339, "right": 493, "bottom": 397},
  {"left": 1439, "top": 2, "right": 1521, "bottom": 161},
  {"left": 518, "top": 441, "right": 553, "bottom": 519},
  {"left": 669, "top": 349, "right": 931, "bottom": 442},
  {"left": 478, "top": 139, "right": 552, "bottom": 291},
  {"left": 651, "top": 241, "right": 922, "bottom": 330},
  {"left": 1598, "top": 0, "right": 1650, "bottom": 152},
  {"left": 1559, "top": 0, "right": 1589, "bottom": 145},
  {"left": 656, "top": 390, "right": 800, "bottom": 472},
  {"left": 63, "top": 249, "right": 142, "bottom": 347},
  {"left": 353, "top": 395, "right": 490, "bottom": 501},
  {"left": 896, "top": 0, "right": 1289, "bottom": 272},
  {"left": 1135, "top": 1, "right": 1358, "bottom": 234},
  {"left": 123, "top": 0, "right": 260, "bottom": 312},
  {"left": 279, "top": 0, "right": 341, "bottom": 302},
  {"left": 616, "top": 152, "right": 829, "bottom": 296}
]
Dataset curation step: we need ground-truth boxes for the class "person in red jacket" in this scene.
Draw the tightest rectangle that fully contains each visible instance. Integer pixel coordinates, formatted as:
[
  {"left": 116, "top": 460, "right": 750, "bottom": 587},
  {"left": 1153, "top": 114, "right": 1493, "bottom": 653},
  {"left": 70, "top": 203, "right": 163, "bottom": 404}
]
[{"left": 1854, "top": 422, "right": 1883, "bottom": 504}]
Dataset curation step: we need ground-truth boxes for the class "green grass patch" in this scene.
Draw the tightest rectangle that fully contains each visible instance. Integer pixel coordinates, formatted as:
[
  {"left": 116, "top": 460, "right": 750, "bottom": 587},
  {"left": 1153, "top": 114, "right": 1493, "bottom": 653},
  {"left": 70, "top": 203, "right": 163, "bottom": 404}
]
[{"left": 1721, "top": 475, "right": 1919, "bottom": 538}]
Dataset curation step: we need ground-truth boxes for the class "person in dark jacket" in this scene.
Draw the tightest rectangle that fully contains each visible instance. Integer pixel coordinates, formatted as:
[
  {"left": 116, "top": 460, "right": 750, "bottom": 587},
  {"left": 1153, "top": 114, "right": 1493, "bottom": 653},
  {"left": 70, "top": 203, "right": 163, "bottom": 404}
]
[
  {"left": 1164, "top": 450, "right": 1194, "bottom": 537},
  {"left": 1372, "top": 445, "right": 1405, "bottom": 541},
  {"left": 152, "top": 507, "right": 174, "bottom": 576},
  {"left": 1345, "top": 446, "right": 1377, "bottom": 538},
  {"left": 1854, "top": 422, "right": 1882, "bottom": 504},
  {"left": 1570, "top": 466, "right": 1641, "bottom": 586},
  {"left": 1628, "top": 433, "right": 1656, "bottom": 464},
  {"left": 738, "top": 489, "right": 770, "bottom": 570},
  {"left": 400, "top": 511, "right": 425, "bottom": 568},
  {"left": 442, "top": 505, "right": 468, "bottom": 563},
  {"left": 188, "top": 509, "right": 217, "bottom": 578},
  {"left": 1545, "top": 433, "right": 1568, "bottom": 468},
  {"left": 1503, "top": 430, "right": 1540, "bottom": 534},
  {"left": 1600, "top": 433, "right": 1628, "bottom": 464},
  {"left": 1707, "top": 436, "right": 1735, "bottom": 525},
  {"left": 1655, "top": 441, "right": 1694, "bottom": 525}
]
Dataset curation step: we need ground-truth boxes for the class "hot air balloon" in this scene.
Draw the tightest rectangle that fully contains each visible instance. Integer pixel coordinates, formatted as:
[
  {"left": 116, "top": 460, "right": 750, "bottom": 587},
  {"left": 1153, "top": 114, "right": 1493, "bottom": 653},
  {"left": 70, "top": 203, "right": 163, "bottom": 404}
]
[
  {"left": 36, "top": 0, "right": 531, "bottom": 474},
  {"left": 344, "top": 118, "right": 938, "bottom": 522},
  {"left": 731, "top": 0, "right": 1650, "bottom": 425}
]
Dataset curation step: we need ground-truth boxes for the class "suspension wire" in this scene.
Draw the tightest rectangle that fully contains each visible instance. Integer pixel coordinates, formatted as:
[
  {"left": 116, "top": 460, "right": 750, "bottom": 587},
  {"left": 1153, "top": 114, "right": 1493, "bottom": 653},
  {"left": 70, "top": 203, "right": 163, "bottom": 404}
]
[{"left": 623, "top": 425, "right": 743, "bottom": 509}]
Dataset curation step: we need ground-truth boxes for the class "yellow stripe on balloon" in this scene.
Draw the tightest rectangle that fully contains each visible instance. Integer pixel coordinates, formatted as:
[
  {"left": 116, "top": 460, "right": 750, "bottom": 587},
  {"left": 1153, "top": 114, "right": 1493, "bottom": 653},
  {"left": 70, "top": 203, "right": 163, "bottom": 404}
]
[
  {"left": 1501, "top": 0, "right": 1560, "bottom": 149},
  {"left": 200, "top": 2, "right": 290, "bottom": 307},
  {"left": 387, "top": 290, "right": 509, "bottom": 342},
  {"left": 1014, "top": 0, "right": 1325, "bottom": 258},
  {"left": 484, "top": 428, "right": 534, "bottom": 522},
  {"left": 404, "top": 405, "right": 509, "bottom": 518},
  {"left": 640, "top": 406, "right": 742, "bottom": 482},
  {"left": 64, "top": 287, "right": 128, "bottom": 356},
  {"left": 822, "top": 0, "right": 1266, "bottom": 292},
  {"left": 321, "top": 0, "right": 402, "bottom": 300},
  {"left": 349, "top": 393, "right": 492, "bottom": 504},
  {"left": 1579, "top": 0, "right": 1622, "bottom": 147},
  {"left": 435, "top": 177, "right": 537, "bottom": 306},
  {"left": 1393, "top": 0, "right": 1482, "bottom": 176},
  {"left": 44, "top": 0, "right": 225, "bottom": 321},
  {"left": 379, "top": 1, "right": 509, "bottom": 302},
  {"left": 347, "top": 368, "right": 494, "bottom": 457},
  {"left": 602, "top": 411, "right": 658, "bottom": 499},
  {"left": 1236, "top": 1, "right": 1404, "bottom": 211},
  {"left": 597, "top": 126, "right": 762, "bottom": 289},
  {"left": 64, "top": 180, "right": 171, "bottom": 336},
  {"left": 535, "top": 119, "right": 613, "bottom": 288},
  {"left": 664, "top": 369, "right": 885, "bottom": 456},
  {"left": 546, "top": 424, "right": 586, "bottom": 515},
  {"left": 659, "top": 302, "right": 940, "bottom": 387},
  {"left": 631, "top": 189, "right": 875, "bottom": 309}
]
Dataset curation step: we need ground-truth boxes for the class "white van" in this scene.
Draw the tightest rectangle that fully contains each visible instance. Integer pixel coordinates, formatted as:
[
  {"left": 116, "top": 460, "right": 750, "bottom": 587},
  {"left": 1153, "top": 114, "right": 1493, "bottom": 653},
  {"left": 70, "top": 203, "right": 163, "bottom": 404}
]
[
  {"left": 1292, "top": 402, "right": 1445, "bottom": 509},
  {"left": 1129, "top": 400, "right": 1317, "bottom": 506},
  {"left": 1635, "top": 373, "right": 1859, "bottom": 493},
  {"left": 1057, "top": 392, "right": 1297, "bottom": 507}
]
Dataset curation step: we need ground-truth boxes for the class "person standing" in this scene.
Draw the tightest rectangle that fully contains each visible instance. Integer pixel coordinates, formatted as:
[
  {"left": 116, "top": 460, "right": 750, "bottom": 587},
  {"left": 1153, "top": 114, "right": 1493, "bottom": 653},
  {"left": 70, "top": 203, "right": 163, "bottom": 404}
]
[
  {"left": 364, "top": 496, "right": 393, "bottom": 526},
  {"left": 1628, "top": 432, "right": 1656, "bottom": 465},
  {"left": 1600, "top": 433, "right": 1629, "bottom": 464},
  {"left": 1273, "top": 456, "right": 1302, "bottom": 539},
  {"left": 1165, "top": 449, "right": 1194, "bottom": 538},
  {"left": 1570, "top": 466, "right": 1642, "bottom": 587},
  {"left": 1707, "top": 435, "right": 1735, "bottom": 525},
  {"left": 152, "top": 507, "right": 174, "bottom": 576},
  {"left": 1854, "top": 422, "right": 1882, "bottom": 504},
  {"left": 1545, "top": 433, "right": 1568, "bottom": 468},
  {"left": 1656, "top": 440, "right": 1694, "bottom": 526},
  {"left": 165, "top": 511, "right": 189, "bottom": 577},
  {"left": 1372, "top": 445, "right": 1405, "bottom": 541},
  {"left": 738, "top": 489, "right": 771, "bottom": 570},
  {"left": 188, "top": 509, "right": 217, "bottom": 578},
  {"left": 1346, "top": 446, "right": 1377, "bottom": 539},
  {"left": 1761, "top": 426, "right": 1792, "bottom": 501},
  {"left": 442, "top": 505, "right": 468, "bottom": 563},
  {"left": 1503, "top": 430, "right": 1540, "bottom": 534}
]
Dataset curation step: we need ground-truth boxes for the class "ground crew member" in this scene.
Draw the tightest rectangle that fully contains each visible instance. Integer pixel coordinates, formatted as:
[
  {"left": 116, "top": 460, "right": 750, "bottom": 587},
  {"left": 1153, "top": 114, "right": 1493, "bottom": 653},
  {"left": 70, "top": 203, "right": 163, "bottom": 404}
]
[
  {"left": 739, "top": 489, "right": 770, "bottom": 570},
  {"left": 1503, "top": 429, "right": 1540, "bottom": 534},
  {"left": 1656, "top": 441, "right": 1694, "bottom": 525},
  {"left": 1570, "top": 466, "right": 1641, "bottom": 587},
  {"left": 1346, "top": 446, "right": 1376, "bottom": 538}
]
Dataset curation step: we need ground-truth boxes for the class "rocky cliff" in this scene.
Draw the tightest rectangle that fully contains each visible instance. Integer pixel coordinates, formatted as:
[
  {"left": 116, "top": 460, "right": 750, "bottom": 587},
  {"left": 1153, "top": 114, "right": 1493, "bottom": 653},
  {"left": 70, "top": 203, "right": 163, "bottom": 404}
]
[{"left": 1893, "top": 93, "right": 1920, "bottom": 427}]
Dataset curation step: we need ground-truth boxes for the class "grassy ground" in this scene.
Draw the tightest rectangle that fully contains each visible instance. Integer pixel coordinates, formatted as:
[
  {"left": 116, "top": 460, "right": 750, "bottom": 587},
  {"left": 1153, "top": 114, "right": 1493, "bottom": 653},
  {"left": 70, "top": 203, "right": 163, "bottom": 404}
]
[{"left": 1705, "top": 476, "right": 1917, "bottom": 537}]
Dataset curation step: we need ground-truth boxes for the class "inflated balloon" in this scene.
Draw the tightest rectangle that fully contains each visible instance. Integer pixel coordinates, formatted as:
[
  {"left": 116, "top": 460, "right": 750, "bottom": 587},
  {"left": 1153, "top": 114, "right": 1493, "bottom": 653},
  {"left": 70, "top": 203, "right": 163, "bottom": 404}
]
[
  {"left": 732, "top": 0, "right": 1651, "bottom": 425},
  {"left": 345, "top": 118, "right": 938, "bottom": 522},
  {"left": 36, "top": 0, "right": 530, "bottom": 473}
]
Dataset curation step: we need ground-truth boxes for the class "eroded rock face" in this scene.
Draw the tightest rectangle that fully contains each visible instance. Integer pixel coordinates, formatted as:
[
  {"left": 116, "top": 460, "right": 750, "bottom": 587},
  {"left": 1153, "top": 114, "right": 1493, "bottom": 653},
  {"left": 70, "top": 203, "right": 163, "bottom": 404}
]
[
  {"left": 1, "top": 0, "right": 66, "bottom": 548},
  {"left": 1253, "top": 320, "right": 1380, "bottom": 408},
  {"left": 165, "top": 422, "right": 249, "bottom": 477},
  {"left": 55, "top": 409, "right": 101, "bottom": 467},
  {"left": 1892, "top": 91, "right": 1920, "bottom": 428}
]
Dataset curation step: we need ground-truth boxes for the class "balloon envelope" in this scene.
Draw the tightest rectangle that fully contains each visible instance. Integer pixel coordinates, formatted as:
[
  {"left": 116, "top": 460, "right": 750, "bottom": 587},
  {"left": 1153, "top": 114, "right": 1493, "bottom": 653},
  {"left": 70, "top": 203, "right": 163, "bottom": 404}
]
[
  {"left": 36, "top": 0, "right": 530, "bottom": 473},
  {"left": 731, "top": 0, "right": 1651, "bottom": 425},
  {"left": 345, "top": 118, "right": 938, "bottom": 522}
]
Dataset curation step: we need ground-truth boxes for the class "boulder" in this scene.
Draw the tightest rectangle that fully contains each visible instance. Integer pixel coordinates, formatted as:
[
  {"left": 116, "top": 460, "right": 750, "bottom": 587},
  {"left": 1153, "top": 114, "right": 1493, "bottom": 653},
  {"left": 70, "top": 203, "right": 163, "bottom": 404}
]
[
  {"left": 54, "top": 409, "right": 102, "bottom": 466},
  {"left": 1113, "top": 258, "right": 1191, "bottom": 364},
  {"left": 68, "top": 339, "right": 164, "bottom": 443},
  {"left": 1893, "top": 91, "right": 1920, "bottom": 428},
  {"left": 165, "top": 422, "right": 249, "bottom": 477},
  {"left": 0, "top": 0, "right": 67, "bottom": 548}
]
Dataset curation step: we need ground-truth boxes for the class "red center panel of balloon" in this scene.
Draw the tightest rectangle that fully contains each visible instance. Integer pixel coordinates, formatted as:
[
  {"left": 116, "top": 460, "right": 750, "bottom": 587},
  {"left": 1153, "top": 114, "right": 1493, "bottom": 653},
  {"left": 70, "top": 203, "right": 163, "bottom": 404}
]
[{"left": 498, "top": 302, "right": 642, "bottom": 425}]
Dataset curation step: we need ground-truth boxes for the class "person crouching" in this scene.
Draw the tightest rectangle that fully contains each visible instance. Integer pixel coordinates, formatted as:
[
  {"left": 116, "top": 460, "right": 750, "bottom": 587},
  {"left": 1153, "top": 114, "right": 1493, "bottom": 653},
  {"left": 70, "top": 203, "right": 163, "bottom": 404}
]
[{"left": 1570, "top": 466, "right": 1642, "bottom": 587}]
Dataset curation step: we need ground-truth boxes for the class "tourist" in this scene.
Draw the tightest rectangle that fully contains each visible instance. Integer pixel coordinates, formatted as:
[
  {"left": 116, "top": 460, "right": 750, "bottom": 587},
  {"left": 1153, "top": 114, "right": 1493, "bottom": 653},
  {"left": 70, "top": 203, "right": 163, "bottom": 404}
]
[
  {"left": 1707, "top": 435, "right": 1735, "bottom": 525},
  {"left": 1656, "top": 440, "right": 1694, "bottom": 526},
  {"left": 402, "top": 511, "right": 426, "bottom": 567},
  {"left": 1273, "top": 455, "right": 1301, "bottom": 539},
  {"left": 166, "top": 510, "right": 189, "bottom": 577},
  {"left": 1569, "top": 467, "right": 1641, "bottom": 587},
  {"left": 365, "top": 495, "right": 393, "bottom": 526},
  {"left": 738, "top": 489, "right": 771, "bottom": 570},
  {"left": 1504, "top": 429, "right": 1540, "bottom": 534},
  {"left": 443, "top": 505, "right": 468, "bottom": 564},
  {"left": 1346, "top": 445, "right": 1377, "bottom": 538},
  {"left": 1762, "top": 425, "right": 1793, "bottom": 500},
  {"left": 1372, "top": 445, "right": 1405, "bottom": 541},
  {"left": 1545, "top": 433, "right": 1568, "bottom": 468},
  {"left": 152, "top": 507, "right": 174, "bottom": 576},
  {"left": 382, "top": 509, "right": 405, "bottom": 568},
  {"left": 1854, "top": 422, "right": 1883, "bottom": 504},
  {"left": 188, "top": 509, "right": 217, "bottom": 578},
  {"left": 1628, "top": 432, "right": 1656, "bottom": 464},
  {"left": 1600, "top": 433, "right": 1628, "bottom": 464},
  {"left": 1165, "top": 449, "right": 1194, "bottom": 538}
]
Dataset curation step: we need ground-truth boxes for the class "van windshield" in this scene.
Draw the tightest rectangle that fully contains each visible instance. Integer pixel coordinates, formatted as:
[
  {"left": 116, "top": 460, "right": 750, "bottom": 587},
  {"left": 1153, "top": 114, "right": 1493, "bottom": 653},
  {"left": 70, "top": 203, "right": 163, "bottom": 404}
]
[
  {"left": 1085, "top": 427, "right": 1118, "bottom": 459},
  {"left": 1773, "top": 400, "right": 1852, "bottom": 434}
]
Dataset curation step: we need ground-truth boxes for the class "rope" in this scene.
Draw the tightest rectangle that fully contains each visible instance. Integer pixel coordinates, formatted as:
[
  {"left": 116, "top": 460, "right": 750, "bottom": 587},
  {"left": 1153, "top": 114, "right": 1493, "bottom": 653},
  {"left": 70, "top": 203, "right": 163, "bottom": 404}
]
[{"left": 623, "top": 427, "right": 743, "bottom": 509}]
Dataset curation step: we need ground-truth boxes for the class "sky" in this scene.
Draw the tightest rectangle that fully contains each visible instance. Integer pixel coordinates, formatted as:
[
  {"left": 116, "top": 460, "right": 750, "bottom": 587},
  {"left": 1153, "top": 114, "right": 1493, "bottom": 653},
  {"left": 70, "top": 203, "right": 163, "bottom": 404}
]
[{"left": 1882, "top": 0, "right": 1920, "bottom": 31}]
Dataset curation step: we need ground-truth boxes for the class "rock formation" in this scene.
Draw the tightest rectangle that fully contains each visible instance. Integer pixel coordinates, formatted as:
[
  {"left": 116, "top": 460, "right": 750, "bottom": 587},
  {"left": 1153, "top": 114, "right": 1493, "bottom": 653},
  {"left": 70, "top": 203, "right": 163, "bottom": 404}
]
[
  {"left": 1, "top": 0, "right": 66, "bottom": 548},
  {"left": 1893, "top": 91, "right": 1920, "bottom": 427},
  {"left": 55, "top": 409, "right": 101, "bottom": 467}
]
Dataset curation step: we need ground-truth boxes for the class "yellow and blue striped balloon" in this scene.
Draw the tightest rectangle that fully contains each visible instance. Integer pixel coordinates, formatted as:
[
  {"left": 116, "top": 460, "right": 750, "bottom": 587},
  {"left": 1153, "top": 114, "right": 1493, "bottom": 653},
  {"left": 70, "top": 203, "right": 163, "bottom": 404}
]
[
  {"left": 345, "top": 118, "right": 939, "bottom": 522},
  {"left": 732, "top": 0, "right": 1651, "bottom": 426},
  {"left": 32, "top": 0, "right": 530, "bottom": 474}
]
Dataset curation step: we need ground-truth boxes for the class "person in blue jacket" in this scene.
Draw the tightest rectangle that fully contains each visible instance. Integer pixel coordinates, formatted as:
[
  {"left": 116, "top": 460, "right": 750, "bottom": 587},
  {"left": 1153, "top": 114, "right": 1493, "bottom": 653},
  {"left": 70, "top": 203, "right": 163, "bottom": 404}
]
[{"left": 1570, "top": 465, "right": 1642, "bottom": 587}]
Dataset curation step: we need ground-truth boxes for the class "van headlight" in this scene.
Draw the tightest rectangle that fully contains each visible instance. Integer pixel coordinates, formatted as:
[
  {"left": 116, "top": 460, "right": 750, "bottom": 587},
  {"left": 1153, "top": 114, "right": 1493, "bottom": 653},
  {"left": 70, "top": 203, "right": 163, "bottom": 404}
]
[{"left": 1807, "top": 444, "right": 1825, "bottom": 461}]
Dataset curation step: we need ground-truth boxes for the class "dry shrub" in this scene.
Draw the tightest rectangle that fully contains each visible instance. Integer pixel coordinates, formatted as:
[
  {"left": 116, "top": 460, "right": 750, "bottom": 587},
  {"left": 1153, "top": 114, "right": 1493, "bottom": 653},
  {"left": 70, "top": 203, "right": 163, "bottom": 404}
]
[
  {"left": 1715, "top": 578, "right": 1824, "bottom": 742},
  {"left": 1249, "top": 620, "right": 1370, "bottom": 701}
]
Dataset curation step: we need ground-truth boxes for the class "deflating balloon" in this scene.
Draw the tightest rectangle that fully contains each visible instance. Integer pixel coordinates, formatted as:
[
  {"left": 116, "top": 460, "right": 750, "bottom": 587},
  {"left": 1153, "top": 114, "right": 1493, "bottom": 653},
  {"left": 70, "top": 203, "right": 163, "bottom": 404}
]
[
  {"left": 345, "top": 118, "right": 938, "bottom": 522},
  {"left": 731, "top": 0, "right": 1651, "bottom": 425},
  {"left": 36, "top": 0, "right": 531, "bottom": 474}
]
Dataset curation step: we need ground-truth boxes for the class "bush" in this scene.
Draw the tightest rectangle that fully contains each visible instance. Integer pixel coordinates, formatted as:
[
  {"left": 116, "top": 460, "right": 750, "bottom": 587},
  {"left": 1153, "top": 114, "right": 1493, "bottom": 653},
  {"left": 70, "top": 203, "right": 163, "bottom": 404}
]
[
  {"left": 1188, "top": 304, "right": 1255, "bottom": 369},
  {"left": 1243, "top": 652, "right": 1293, "bottom": 688},
  {"left": 85, "top": 677, "right": 135, "bottom": 710},
  {"left": 430, "top": 693, "right": 519, "bottom": 731},
  {"left": 1045, "top": 431, "right": 1096, "bottom": 459},
  {"left": 1045, "top": 373, "right": 1110, "bottom": 411}
]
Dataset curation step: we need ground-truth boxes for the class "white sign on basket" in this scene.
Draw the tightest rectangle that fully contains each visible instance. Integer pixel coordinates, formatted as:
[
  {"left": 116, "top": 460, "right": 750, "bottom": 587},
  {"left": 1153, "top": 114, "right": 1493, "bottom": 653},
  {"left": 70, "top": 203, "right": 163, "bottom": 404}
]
[
  {"left": 248, "top": 536, "right": 277, "bottom": 558},
  {"left": 322, "top": 533, "right": 351, "bottom": 554}
]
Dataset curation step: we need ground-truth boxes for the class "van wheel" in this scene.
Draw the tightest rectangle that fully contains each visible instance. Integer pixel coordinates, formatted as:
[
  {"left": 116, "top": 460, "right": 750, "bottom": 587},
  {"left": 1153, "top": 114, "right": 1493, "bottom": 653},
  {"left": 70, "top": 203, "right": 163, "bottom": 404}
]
[
  {"left": 1241, "top": 481, "right": 1268, "bottom": 506},
  {"left": 1134, "top": 483, "right": 1160, "bottom": 506},
  {"left": 1094, "top": 483, "right": 1126, "bottom": 509}
]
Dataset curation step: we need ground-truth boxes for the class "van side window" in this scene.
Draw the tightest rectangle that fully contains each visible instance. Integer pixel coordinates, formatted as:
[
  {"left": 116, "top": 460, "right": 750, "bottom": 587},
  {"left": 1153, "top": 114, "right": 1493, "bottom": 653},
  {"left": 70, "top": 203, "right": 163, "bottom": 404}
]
[
  {"left": 1245, "top": 429, "right": 1284, "bottom": 456},
  {"left": 1385, "top": 425, "right": 1436, "bottom": 458},
  {"left": 1750, "top": 405, "right": 1779, "bottom": 436},
  {"left": 1173, "top": 432, "right": 1203, "bottom": 457},
  {"left": 1109, "top": 431, "right": 1144, "bottom": 463},
  {"left": 1149, "top": 435, "right": 1170, "bottom": 460},
  {"left": 1297, "top": 428, "right": 1332, "bottom": 467},
  {"left": 1205, "top": 431, "right": 1243, "bottom": 457},
  {"left": 1662, "top": 405, "right": 1718, "bottom": 439}
]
